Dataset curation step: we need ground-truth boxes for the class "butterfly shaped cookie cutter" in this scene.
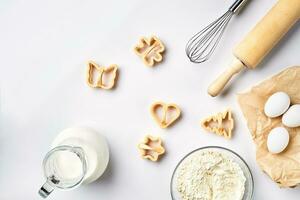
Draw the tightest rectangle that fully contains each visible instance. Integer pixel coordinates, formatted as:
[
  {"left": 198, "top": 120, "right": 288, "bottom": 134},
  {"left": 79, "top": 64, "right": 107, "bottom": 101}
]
[
  {"left": 86, "top": 61, "right": 118, "bottom": 89},
  {"left": 150, "top": 101, "right": 181, "bottom": 129},
  {"left": 134, "top": 36, "right": 165, "bottom": 67},
  {"left": 201, "top": 109, "right": 234, "bottom": 139},
  {"left": 138, "top": 135, "right": 165, "bottom": 162}
]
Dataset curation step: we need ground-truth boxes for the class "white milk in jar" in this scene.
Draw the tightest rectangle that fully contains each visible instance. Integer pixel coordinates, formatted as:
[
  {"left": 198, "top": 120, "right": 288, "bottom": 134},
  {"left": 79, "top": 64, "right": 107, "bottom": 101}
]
[
  {"left": 39, "top": 127, "right": 109, "bottom": 198},
  {"left": 52, "top": 127, "right": 110, "bottom": 183}
]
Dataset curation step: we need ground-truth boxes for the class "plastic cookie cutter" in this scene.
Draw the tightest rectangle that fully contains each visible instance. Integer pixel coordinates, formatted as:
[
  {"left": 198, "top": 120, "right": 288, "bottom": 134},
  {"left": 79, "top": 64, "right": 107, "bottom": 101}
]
[
  {"left": 201, "top": 109, "right": 234, "bottom": 139},
  {"left": 86, "top": 61, "right": 118, "bottom": 89},
  {"left": 138, "top": 135, "right": 165, "bottom": 162},
  {"left": 134, "top": 36, "right": 165, "bottom": 67},
  {"left": 150, "top": 101, "right": 181, "bottom": 129}
]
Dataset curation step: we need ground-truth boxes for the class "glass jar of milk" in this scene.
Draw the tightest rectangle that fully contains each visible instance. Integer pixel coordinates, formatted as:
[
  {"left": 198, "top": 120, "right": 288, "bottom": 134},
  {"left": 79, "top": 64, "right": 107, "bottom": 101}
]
[{"left": 38, "top": 127, "right": 109, "bottom": 198}]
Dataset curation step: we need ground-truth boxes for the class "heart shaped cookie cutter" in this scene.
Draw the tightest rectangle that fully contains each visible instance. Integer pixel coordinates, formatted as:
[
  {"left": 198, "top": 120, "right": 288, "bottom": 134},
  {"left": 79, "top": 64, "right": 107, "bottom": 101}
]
[
  {"left": 138, "top": 135, "right": 165, "bottom": 162},
  {"left": 86, "top": 61, "right": 118, "bottom": 89},
  {"left": 150, "top": 101, "right": 181, "bottom": 129}
]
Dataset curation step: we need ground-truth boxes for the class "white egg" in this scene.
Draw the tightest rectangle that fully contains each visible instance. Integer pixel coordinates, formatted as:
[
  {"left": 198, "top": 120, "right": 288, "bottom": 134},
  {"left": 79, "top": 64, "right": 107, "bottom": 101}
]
[
  {"left": 282, "top": 104, "right": 300, "bottom": 128},
  {"left": 264, "top": 92, "right": 290, "bottom": 118},
  {"left": 267, "top": 127, "right": 289, "bottom": 154}
]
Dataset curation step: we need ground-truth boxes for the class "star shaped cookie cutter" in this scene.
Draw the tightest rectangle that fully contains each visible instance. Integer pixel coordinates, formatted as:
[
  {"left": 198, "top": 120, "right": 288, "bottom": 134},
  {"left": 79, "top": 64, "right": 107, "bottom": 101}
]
[
  {"left": 86, "top": 61, "right": 118, "bottom": 89},
  {"left": 134, "top": 36, "right": 165, "bottom": 67},
  {"left": 201, "top": 109, "right": 234, "bottom": 139},
  {"left": 138, "top": 135, "right": 165, "bottom": 162}
]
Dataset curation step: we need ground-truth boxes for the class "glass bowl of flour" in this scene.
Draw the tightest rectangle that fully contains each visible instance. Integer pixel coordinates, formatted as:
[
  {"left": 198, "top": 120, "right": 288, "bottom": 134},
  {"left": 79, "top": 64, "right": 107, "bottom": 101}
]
[{"left": 171, "top": 146, "right": 253, "bottom": 200}]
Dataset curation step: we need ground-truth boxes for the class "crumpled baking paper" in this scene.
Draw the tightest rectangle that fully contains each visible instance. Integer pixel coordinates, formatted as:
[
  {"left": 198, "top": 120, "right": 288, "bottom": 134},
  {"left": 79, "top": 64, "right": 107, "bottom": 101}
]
[{"left": 237, "top": 66, "right": 300, "bottom": 188}]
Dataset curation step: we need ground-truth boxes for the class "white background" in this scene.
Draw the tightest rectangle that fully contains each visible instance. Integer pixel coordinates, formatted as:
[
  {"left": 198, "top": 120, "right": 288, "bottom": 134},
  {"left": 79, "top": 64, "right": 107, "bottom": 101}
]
[{"left": 1, "top": 0, "right": 300, "bottom": 199}]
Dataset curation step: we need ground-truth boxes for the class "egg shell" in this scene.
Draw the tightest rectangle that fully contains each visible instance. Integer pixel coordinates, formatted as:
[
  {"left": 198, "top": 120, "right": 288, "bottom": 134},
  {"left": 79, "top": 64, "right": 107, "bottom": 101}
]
[
  {"left": 264, "top": 92, "right": 290, "bottom": 118},
  {"left": 267, "top": 127, "right": 289, "bottom": 154},
  {"left": 282, "top": 104, "right": 300, "bottom": 128}
]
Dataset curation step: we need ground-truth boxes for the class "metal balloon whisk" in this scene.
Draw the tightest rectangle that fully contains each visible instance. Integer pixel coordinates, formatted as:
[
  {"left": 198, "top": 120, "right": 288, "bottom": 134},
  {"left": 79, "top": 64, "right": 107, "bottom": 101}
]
[{"left": 186, "top": 0, "right": 248, "bottom": 63}]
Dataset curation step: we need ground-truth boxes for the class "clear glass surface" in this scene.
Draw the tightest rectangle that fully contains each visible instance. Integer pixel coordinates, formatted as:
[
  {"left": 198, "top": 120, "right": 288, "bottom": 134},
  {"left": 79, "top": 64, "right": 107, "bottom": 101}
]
[{"left": 39, "top": 145, "right": 87, "bottom": 198}]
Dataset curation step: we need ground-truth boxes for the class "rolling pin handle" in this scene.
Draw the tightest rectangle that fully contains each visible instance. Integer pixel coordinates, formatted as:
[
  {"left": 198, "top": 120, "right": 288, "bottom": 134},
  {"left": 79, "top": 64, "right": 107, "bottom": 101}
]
[{"left": 208, "top": 57, "right": 245, "bottom": 97}]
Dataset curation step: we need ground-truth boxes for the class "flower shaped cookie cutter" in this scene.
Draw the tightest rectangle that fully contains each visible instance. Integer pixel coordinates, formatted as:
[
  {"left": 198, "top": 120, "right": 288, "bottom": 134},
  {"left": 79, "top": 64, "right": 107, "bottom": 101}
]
[
  {"left": 150, "top": 101, "right": 181, "bottom": 129},
  {"left": 134, "top": 36, "right": 165, "bottom": 67},
  {"left": 201, "top": 109, "right": 234, "bottom": 139},
  {"left": 86, "top": 61, "right": 118, "bottom": 89},
  {"left": 138, "top": 135, "right": 165, "bottom": 162}
]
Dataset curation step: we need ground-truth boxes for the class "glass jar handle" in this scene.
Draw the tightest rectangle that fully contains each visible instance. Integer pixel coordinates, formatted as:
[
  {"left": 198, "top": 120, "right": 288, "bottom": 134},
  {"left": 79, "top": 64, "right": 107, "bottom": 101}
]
[{"left": 38, "top": 181, "right": 54, "bottom": 198}]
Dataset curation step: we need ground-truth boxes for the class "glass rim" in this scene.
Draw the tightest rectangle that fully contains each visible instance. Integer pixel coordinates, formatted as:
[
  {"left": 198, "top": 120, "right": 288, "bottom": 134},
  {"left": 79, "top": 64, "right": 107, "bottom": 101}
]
[
  {"left": 170, "top": 146, "right": 254, "bottom": 200},
  {"left": 42, "top": 145, "right": 87, "bottom": 190}
]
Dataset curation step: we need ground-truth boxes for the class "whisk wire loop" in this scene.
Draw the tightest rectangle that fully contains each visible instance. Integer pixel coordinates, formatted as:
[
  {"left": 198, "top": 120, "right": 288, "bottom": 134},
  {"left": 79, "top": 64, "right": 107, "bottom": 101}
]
[{"left": 186, "top": 11, "right": 233, "bottom": 63}]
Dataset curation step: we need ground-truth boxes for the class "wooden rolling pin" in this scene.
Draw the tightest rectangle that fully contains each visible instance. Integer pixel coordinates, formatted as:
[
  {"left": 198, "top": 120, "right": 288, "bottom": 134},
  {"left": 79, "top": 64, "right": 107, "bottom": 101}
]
[{"left": 208, "top": 0, "right": 300, "bottom": 97}]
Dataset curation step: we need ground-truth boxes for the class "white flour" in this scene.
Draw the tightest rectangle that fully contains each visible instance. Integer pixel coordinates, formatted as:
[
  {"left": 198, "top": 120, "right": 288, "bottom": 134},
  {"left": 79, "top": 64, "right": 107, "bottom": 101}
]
[{"left": 176, "top": 150, "right": 246, "bottom": 200}]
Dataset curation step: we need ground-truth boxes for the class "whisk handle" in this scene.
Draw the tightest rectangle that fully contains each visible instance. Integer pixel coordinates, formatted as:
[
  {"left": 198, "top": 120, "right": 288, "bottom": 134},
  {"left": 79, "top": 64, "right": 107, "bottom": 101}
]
[
  {"left": 208, "top": 58, "right": 245, "bottom": 97},
  {"left": 229, "top": 0, "right": 248, "bottom": 13}
]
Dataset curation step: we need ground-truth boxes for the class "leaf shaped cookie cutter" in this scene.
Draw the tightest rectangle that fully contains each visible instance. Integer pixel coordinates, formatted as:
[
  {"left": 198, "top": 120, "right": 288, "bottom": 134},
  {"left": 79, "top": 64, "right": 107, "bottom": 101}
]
[
  {"left": 138, "top": 135, "right": 165, "bottom": 162},
  {"left": 150, "top": 101, "right": 181, "bottom": 129},
  {"left": 134, "top": 36, "right": 165, "bottom": 67},
  {"left": 86, "top": 61, "right": 118, "bottom": 89},
  {"left": 201, "top": 109, "right": 234, "bottom": 139}
]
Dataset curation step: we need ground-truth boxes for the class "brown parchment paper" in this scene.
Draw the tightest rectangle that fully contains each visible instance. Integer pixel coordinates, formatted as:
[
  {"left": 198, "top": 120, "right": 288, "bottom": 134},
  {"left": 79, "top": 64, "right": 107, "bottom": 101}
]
[{"left": 237, "top": 66, "right": 300, "bottom": 188}]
